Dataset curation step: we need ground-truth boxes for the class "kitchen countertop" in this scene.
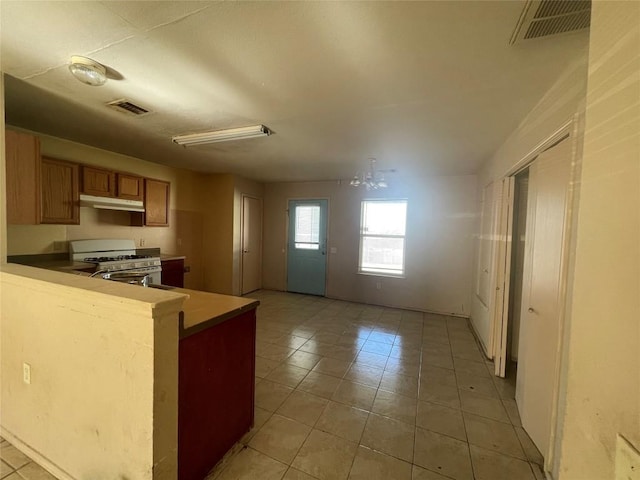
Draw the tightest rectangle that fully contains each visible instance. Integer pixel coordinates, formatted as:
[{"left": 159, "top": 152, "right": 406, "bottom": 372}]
[
  {"left": 160, "top": 254, "right": 187, "bottom": 261},
  {"left": 7, "top": 256, "right": 96, "bottom": 273},
  {"left": 174, "top": 287, "right": 259, "bottom": 338},
  {"left": 5, "top": 255, "right": 257, "bottom": 337}
]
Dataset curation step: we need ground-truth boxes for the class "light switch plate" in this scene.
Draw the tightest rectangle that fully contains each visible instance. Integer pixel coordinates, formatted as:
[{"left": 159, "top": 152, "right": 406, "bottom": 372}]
[
  {"left": 23, "top": 363, "right": 31, "bottom": 384},
  {"left": 616, "top": 434, "right": 640, "bottom": 480}
]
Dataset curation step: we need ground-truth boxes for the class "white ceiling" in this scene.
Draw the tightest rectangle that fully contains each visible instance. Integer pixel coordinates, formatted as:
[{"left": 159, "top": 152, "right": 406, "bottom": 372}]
[{"left": 1, "top": 1, "right": 588, "bottom": 183}]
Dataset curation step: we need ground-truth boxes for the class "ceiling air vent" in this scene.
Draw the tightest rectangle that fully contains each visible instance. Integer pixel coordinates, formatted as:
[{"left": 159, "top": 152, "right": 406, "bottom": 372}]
[
  {"left": 106, "top": 99, "right": 151, "bottom": 117},
  {"left": 510, "top": 0, "right": 591, "bottom": 44}
]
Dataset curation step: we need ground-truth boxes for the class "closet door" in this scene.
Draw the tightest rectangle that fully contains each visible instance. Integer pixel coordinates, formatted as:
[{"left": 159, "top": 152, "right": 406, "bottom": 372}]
[
  {"left": 516, "top": 137, "right": 573, "bottom": 462},
  {"left": 241, "top": 195, "right": 263, "bottom": 294}
]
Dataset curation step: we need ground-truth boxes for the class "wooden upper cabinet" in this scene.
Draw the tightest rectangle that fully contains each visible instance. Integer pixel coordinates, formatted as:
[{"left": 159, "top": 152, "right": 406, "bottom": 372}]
[
  {"left": 81, "top": 165, "right": 115, "bottom": 197},
  {"left": 5, "top": 129, "right": 40, "bottom": 224},
  {"left": 144, "top": 179, "right": 170, "bottom": 226},
  {"left": 132, "top": 178, "right": 170, "bottom": 227},
  {"left": 116, "top": 173, "right": 144, "bottom": 201},
  {"left": 40, "top": 157, "right": 80, "bottom": 225}
]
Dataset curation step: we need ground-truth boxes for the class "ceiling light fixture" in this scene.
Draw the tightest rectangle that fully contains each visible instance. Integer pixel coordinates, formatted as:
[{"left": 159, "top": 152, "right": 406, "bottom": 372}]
[
  {"left": 172, "top": 125, "right": 272, "bottom": 146},
  {"left": 350, "top": 158, "right": 388, "bottom": 190},
  {"left": 68, "top": 56, "right": 107, "bottom": 86}
]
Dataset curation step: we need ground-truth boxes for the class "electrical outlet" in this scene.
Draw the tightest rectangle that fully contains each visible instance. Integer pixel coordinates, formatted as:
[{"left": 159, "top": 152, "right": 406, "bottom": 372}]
[
  {"left": 23, "top": 363, "right": 31, "bottom": 384},
  {"left": 616, "top": 434, "right": 640, "bottom": 480},
  {"left": 139, "top": 238, "right": 146, "bottom": 247},
  {"left": 376, "top": 282, "right": 382, "bottom": 290}
]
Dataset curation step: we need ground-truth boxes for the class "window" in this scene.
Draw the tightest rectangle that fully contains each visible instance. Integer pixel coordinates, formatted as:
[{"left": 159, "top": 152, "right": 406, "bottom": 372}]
[
  {"left": 294, "top": 205, "right": 321, "bottom": 249},
  {"left": 359, "top": 199, "right": 408, "bottom": 276}
]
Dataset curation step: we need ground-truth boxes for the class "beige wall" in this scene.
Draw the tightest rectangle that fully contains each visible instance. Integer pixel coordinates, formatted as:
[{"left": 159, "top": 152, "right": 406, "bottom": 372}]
[
  {"left": 201, "top": 174, "right": 235, "bottom": 294},
  {"left": 557, "top": 1, "right": 640, "bottom": 477},
  {"left": 263, "top": 175, "right": 476, "bottom": 315},
  {"left": 1, "top": 76, "right": 6, "bottom": 261},
  {"left": 0, "top": 264, "right": 183, "bottom": 479},
  {"left": 470, "top": 49, "right": 589, "bottom": 352},
  {"left": 5, "top": 130, "right": 205, "bottom": 289},
  {"left": 199, "top": 174, "right": 264, "bottom": 296}
]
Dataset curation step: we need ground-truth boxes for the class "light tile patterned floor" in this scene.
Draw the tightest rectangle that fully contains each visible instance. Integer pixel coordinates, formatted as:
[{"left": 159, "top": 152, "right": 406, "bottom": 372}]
[
  {"left": 1, "top": 290, "right": 544, "bottom": 480},
  {"left": 0, "top": 439, "right": 57, "bottom": 480},
  {"left": 211, "top": 290, "right": 544, "bottom": 480}
]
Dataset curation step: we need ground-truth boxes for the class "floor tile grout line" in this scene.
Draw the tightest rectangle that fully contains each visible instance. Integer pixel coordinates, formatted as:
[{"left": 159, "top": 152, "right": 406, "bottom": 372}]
[{"left": 245, "top": 291, "right": 533, "bottom": 479}]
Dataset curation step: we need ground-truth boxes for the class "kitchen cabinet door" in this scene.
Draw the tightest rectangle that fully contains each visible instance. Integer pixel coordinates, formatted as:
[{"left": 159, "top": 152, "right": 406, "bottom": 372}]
[
  {"left": 41, "top": 157, "right": 80, "bottom": 224},
  {"left": 133, "top": 178, "right": 170, "bottom": 226},
  {"left": 116, "top": 173, "right": 144, "bottom": 201},
  {"left": 179, "top": 309, "right": 256, "bottom": 480},
  {"left": 82, "top": 165, "right": 115, "bottom": 197},
  {"left": 5, "top": 129, "right": 40, "bottom": 224},
  {"left": 161, "top": 258, "right": 185, "bottom": 287}
]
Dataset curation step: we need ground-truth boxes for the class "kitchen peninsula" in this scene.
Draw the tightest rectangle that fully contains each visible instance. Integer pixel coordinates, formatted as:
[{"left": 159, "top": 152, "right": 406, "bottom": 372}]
[
  {"left": 175, "top": 287, "right": 258, "bottom": 480},
  {"left": 0, "top": 263, "right": 258, "bottom": 480}
]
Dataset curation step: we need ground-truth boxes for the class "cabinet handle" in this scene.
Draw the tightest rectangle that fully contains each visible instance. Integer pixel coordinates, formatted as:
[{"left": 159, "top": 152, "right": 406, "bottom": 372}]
[{"left": 528, "top": 307, "right": 535, "bottom": 313}]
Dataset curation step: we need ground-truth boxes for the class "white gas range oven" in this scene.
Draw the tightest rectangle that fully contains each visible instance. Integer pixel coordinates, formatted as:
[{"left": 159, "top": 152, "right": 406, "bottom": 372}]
[{"left": 69, "top": 239, "right": 162, "bottom": 285}]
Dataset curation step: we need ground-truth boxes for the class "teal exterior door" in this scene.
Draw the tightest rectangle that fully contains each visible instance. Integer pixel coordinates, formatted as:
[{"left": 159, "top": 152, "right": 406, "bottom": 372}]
[{"left": 287, "top": 199, "right": 328, "bottom": 296}]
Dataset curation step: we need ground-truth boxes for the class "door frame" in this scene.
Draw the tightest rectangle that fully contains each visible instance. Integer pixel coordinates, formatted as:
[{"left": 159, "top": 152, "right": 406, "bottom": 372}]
[
  {"left": 489, "top": 116, "right": 582, "bottom": 472},
  {"left": 491, "top": 176, "right": 515, "bottom": 377},
  {"left": 285, "top": 197, "right": 330, "bottom": 295}
]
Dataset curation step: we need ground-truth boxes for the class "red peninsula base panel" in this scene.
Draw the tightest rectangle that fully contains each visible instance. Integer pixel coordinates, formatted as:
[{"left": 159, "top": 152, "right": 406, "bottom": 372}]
[{"left": 178, "top": 308, "right": 256, "bottom": 480}]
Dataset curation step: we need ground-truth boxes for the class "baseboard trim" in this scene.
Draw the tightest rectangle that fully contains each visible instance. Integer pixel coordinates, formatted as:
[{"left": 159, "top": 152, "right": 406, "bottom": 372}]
[
  {"left": 0, "top": 427, "right": 74, "bottom": 480},
  {"left": 468, "top": 317, "right": 492, "bottom": 360}
]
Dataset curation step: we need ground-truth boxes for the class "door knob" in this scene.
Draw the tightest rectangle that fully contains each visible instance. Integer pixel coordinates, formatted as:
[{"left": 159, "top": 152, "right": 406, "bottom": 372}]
[{"left": 528, "top": 307, "right": 535, "bottom": 313}]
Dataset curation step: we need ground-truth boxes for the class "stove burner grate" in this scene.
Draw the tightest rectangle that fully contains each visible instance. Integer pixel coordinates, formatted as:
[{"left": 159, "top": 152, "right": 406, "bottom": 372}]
[{"left": 83, "top": 255, "right": 153, "bottom": 263}]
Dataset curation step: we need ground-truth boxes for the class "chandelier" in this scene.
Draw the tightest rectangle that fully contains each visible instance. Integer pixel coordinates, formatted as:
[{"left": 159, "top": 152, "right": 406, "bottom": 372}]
[{"left": 349, "top": 158, "right": 388, "bottom": 190}]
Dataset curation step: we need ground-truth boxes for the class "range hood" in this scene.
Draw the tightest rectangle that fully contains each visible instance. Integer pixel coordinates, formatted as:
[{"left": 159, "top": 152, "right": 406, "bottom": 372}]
[{"left": 79, "top": 194, "right": 145, "bottom": 212}]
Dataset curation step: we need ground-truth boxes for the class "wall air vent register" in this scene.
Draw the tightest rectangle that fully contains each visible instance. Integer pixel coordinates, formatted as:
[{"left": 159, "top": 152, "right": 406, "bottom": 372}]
[
  {"left": 510, "top": 0, "right": 591, "bottom": 44},
  {"left": 106, "top": 99, "right": 151, "bottom": 117}
]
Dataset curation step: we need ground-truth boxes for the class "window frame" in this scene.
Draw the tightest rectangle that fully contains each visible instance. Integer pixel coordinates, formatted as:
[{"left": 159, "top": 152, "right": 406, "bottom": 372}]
[
  {"left": 293, "top": 203, "right": 321, "bottom": 250},
  {"left": 358, "top": 198, "right": 408, "bottom": 278}
]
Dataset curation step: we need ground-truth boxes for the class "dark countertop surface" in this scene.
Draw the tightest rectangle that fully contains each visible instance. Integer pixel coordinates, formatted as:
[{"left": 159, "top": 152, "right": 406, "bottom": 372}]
[
  {"left": 160, "top": 254, "right": 187, "bottom": 261},
  {"left": 173, "top": 287, "right": 258, "bottom": 338},
  {"left": 7, "top": 253, "right": 95, "bottom": 272}
]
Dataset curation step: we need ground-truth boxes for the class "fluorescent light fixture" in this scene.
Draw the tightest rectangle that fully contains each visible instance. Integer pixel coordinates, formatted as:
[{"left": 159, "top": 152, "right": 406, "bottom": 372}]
[{"left": 172, "top": 125, "right": 271, "bottom": 146}]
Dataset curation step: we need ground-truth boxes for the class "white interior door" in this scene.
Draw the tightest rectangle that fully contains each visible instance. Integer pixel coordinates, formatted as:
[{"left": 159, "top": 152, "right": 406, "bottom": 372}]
[
  {"left": 516, "top": 137, "right": 573, "bottom": 462},
  {"left": 241, "top": 196, "right": 262, "bottom": 294}
]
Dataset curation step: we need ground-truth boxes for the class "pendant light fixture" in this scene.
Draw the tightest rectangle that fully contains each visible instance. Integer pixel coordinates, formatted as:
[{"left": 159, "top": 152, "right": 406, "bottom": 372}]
[
  {"left": 349, "top": 158, "right": 388, "bottom": 190},
  {"left": 68, "top": 56, "right": 107, "bottom": 86}
]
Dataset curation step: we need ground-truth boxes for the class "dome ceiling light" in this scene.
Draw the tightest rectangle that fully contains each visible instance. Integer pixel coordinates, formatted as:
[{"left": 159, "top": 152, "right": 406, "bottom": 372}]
[{"left": 68, "top": 56, "right": 107, "bottom": 86}]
